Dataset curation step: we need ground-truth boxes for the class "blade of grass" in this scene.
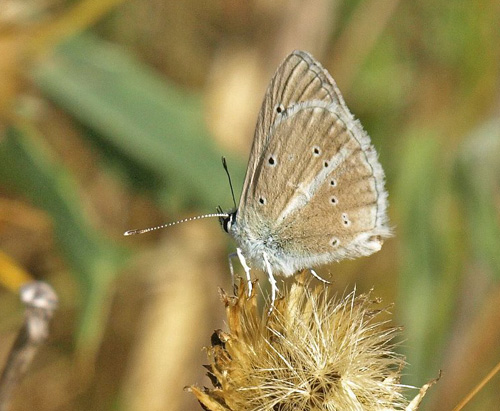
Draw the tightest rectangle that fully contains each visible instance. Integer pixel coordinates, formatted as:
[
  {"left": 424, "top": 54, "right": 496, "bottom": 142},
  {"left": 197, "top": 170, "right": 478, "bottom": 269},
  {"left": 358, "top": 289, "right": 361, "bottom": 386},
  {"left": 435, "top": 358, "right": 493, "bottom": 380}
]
[
  {"left": 452, "top": 360, "right": 500, "bottom": 411},
  {"left": 455, "top": 119, "right": 500, "bottom": 279},
  {"left": 395, "top": 132, "right": 446, "bottom": 384}
]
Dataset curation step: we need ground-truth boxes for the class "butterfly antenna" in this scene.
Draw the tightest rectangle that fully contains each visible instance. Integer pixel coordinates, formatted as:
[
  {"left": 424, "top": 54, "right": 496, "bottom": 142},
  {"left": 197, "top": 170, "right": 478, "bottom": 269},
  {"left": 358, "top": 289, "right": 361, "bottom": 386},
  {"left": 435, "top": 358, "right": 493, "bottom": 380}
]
[
  {"left": 222, "top": 157, "right": 237, "bottom": 209},
  {"left": 124, "top": 212, "right": 229, "bottom": 236}
]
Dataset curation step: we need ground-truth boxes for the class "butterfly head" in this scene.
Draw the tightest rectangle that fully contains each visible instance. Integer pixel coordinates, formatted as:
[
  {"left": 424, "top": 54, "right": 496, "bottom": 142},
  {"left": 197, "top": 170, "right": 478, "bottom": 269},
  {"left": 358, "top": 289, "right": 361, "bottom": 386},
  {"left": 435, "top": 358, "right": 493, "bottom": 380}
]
[{"left": 219, "top": 208, "right": 237, "bottom": 233}]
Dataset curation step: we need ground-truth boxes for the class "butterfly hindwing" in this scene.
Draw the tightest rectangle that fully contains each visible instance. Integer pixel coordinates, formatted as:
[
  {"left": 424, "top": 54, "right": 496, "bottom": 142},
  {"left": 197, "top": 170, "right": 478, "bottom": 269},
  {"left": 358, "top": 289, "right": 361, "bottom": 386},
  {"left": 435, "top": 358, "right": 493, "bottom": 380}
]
[{"left": 240, "top": 101, "right": 389, "bottom": 272}]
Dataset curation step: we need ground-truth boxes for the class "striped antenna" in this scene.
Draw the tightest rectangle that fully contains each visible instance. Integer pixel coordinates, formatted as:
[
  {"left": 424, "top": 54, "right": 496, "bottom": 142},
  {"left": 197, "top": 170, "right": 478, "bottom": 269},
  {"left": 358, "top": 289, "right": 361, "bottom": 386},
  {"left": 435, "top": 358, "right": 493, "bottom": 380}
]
[{"left": 124, "top": 212, "right": 230, "bottom": 236}]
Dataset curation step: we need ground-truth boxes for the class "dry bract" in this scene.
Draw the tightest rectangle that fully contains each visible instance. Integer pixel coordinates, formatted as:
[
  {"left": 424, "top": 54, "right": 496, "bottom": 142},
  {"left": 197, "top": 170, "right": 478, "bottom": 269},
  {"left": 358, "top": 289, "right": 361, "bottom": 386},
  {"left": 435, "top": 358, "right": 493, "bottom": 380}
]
[{"left": 187, "top": 274, "right": 436, "bottom": 410}]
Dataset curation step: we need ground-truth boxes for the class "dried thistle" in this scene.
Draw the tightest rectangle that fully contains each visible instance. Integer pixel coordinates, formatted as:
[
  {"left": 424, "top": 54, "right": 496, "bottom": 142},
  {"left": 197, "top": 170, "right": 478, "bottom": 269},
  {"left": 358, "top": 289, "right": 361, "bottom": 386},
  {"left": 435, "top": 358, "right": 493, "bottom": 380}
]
[{"left": 188, "top": 274, "right": 435, "bottom": 410}]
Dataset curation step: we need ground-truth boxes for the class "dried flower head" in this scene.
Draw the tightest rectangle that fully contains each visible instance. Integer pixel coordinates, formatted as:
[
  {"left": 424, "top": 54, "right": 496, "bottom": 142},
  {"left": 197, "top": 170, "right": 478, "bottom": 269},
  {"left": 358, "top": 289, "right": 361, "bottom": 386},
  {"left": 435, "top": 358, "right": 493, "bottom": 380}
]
[{"left": 188, "top": 273, "right": 435, "bottom": 410}]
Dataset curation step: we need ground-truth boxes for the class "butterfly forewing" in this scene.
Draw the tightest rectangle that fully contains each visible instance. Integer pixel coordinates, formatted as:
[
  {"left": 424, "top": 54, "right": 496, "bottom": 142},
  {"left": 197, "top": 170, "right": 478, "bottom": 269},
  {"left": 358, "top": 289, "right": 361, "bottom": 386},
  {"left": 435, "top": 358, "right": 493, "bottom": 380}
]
[
  {"left": 246, "top": 102, "right": 351, "bottom": 221},
  {"left": 241, "top": 51, "right": 350, "bottom": 208},
  {"left": 255, "top": 50, "right": 349, "bottom": 136}
]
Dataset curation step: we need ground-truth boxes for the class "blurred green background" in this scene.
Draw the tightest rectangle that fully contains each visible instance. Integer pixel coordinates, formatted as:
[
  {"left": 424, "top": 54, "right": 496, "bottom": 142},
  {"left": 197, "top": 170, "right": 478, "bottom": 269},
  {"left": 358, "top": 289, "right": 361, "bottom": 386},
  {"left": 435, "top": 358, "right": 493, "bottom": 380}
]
[{"left": 0, "top": 0, "right": 499, "bottom": 410}]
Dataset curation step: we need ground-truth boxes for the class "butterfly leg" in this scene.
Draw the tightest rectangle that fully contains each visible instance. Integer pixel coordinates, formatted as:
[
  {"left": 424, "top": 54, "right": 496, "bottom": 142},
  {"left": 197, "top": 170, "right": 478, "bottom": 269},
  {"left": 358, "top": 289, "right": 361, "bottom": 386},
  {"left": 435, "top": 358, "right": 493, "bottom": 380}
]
[
  {"left": 236, "top": 247, "right": 253, "bottom": 296},
  {"left": 227, "top": 252, "right": 237, "bottom": 291},
  {"left": 310, "top": 269, "right": 331, "bottom": 284},
  {"left": 263, "top": 254, "right": 278, "bottom": 310}
]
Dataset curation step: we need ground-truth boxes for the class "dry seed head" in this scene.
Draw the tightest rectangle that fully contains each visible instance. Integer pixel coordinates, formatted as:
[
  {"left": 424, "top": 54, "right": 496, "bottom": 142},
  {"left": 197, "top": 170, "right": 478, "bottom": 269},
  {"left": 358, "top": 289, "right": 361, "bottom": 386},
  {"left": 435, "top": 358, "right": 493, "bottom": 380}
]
[{"left": 188, "top": 273, "right": 436, "bottom": 410}]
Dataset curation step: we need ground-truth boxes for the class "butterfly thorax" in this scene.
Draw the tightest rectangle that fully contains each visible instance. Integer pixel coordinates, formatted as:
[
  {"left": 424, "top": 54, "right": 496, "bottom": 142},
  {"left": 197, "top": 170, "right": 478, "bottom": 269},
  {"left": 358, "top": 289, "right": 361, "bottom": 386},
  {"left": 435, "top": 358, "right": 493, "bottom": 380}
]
[{"left": 223, "top": 209, "right": 299, "bottom": 277}]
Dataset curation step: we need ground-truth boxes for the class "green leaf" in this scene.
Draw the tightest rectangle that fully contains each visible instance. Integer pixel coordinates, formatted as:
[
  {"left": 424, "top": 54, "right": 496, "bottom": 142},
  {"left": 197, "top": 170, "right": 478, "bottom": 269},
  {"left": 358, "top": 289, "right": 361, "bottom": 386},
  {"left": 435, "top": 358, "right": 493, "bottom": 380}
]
[{"left": 32, "top": 32, "right": 245, "bottom": 211}]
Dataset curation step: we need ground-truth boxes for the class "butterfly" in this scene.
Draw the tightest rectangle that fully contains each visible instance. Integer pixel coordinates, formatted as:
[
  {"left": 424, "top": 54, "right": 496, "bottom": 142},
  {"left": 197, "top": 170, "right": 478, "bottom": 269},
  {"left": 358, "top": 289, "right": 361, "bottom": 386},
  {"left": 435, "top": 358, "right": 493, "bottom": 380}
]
[
  {"left": 126, "top": 50, "right": 391, "bottom": 305},
  {"left": 219, "top": 50, "right": 390, "bottom": 301}
]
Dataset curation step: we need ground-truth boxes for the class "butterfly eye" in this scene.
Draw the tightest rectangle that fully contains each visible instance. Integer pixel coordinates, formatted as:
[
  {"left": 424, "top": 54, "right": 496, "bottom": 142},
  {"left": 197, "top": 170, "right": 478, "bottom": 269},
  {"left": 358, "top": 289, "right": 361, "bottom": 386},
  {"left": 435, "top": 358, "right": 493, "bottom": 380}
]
[
  {"left": 312, "top": 146, "right": 321, "bottom": 156},
  {"left": 259, "top": 197, "right": 267, "bottom": 205},
  {"left": 331, "top": 238, "right": 340, "bottom": 247},
  {"left": 222, "top": 217, "right": 231, "bottom": 232},
  {"left": 330, "top": 196, "right": 337, "bottom": 205},
  {"left": 276, "top": 104, "right": 285, "bottom": 114},
  {"left": 324, "top": 161, "right": 329, "bottom": 168},
  {"left": 330, "top": 179, "right": 337, "bottom": 187},
  {"left": 220, "top": 211, "right": 237, "bottom": 233},
  {"left": 267, "top": 155, "right": 277, "bottom": 166}
]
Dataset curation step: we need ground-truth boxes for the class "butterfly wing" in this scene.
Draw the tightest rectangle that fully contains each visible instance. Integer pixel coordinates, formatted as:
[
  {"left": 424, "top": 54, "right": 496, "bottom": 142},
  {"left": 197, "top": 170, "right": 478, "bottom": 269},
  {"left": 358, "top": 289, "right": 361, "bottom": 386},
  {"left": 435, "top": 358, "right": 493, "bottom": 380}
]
[
  {"left": 234, "top": 101, "right": 390, "bottom": 276},
  {"left": 232, "top": 50, "right": 390, "bottom": 276},
  {"left": 272, "top": 103, "right": 390, "bottom": 272},
  {"left": 240, "top": 50, "right": 350, "bottom": 208}
]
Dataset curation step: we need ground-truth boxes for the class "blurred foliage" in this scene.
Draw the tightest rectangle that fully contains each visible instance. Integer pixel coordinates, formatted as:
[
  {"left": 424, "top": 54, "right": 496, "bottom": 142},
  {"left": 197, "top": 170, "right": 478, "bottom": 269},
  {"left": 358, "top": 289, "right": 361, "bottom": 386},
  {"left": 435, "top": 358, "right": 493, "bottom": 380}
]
[
  {"left": 0, "top": 124, "right": 126, "bottom": 356},
  {"left": 0, "top": 0, "right": 499, "bottom": 410},
  {"left": 32, "top": 33, "right": 245, "bottom": 209},
  {"left": 455, "top": 120, "right": 500, "bottom": 279}
]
